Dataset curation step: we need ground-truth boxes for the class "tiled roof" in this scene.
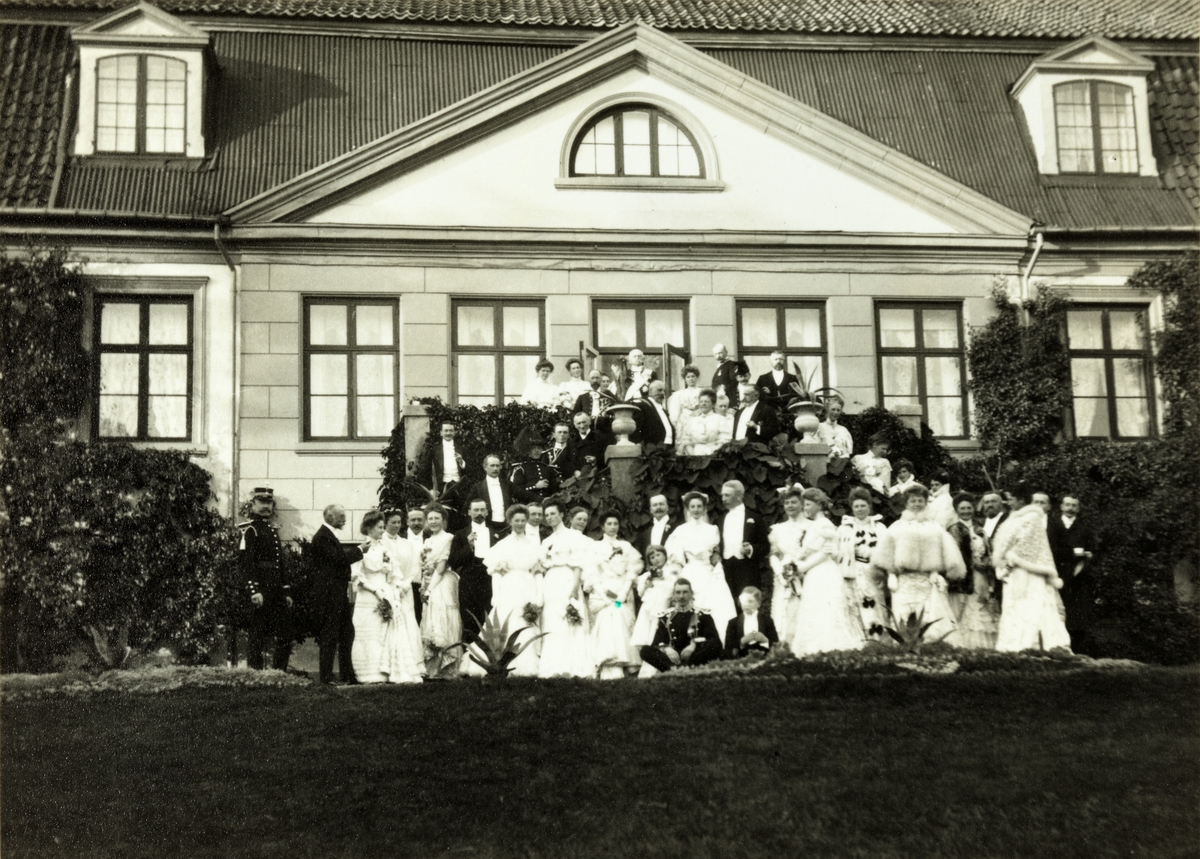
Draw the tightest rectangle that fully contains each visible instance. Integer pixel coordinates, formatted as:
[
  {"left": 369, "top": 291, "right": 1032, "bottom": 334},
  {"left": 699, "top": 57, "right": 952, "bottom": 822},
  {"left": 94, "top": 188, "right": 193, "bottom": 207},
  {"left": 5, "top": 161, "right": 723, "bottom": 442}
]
[
  {"left": 1, "top": 22, "right": 1196, "bottom": 227},
  {"left": 0, "top": 24, "right": 72, "bottom": 208},
  {"left": 11, "top": 0, "right": 1200, "bottom": 40}
]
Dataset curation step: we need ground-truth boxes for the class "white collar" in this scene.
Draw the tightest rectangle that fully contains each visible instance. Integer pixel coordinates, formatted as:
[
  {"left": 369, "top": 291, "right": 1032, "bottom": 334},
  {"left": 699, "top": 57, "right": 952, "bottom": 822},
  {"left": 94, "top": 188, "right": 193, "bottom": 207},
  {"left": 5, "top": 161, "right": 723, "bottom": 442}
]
[{"left": 486, "top": 474, "right": 500, "bottom": 483}]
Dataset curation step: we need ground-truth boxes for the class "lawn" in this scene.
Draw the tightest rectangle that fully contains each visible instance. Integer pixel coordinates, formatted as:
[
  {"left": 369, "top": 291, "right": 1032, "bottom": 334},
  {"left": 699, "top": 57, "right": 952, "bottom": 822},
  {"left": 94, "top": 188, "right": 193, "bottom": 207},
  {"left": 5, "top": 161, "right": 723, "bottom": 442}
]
[{"left": 2, "top": 668, "right": 1197, "bottom": 859}]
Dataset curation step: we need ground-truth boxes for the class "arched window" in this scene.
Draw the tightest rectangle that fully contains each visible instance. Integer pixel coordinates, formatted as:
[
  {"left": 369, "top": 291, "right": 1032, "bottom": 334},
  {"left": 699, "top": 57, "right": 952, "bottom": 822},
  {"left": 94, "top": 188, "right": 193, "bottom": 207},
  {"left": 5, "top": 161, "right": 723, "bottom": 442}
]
[
  {"left": 96, "top": 54, "right": 187, "bottom": 154},
  {"left": 1053, "top": 81, "right": 1138, "bottom": 174},
  {"left": 570, "top": 104, "right": 704, "bottom": 178}
]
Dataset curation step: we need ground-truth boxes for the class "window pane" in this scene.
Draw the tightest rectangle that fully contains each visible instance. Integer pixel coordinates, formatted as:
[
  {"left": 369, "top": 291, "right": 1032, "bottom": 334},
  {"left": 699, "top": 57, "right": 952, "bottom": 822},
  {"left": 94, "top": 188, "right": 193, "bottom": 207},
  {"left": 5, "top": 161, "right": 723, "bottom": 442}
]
[
  {"left": 740, "top": 307, "right": 777, "bottom": 349},
  {"left": 310, "top": 354, "right": 347, "bottom": 395},
  {"left": 356, "top": 354, "right": 394, "bottom": 396},
  {"left": 879, "top": 308, "right": 916, "bottom": 348},
  {"left": 573, "top": 117, "right": 616, "bottom": 176},
  {"left": 644, "top": 308, "right": 684, "bottom": 350},
  {"left": 504, "top": 355, "right": 540, "bottom": 402},
  {"left": 457, "top": 354, "right": 496, "bottom": 401},
  {"left": 148, "top": 303, "right": 189, "bottom": 345},
  {"left": 1056, "top": 81, "right": 1095, "bottom": 174},
  {"left": 655, "top": 116, "right": 701, "bottom": 178},
  {"left": 1115, "top": 397, "right": 1150, "bottom": 437},
  {"left": 1112, "top": 357, "right": 1147, "bottom": 399},
  {"left": 456, "top": 305, "right": 494, "bottom": 347},
  {"left": 793, "top": 354, "right": 823, "bottom": 391},
  {"left": 100, "top": 303, "right": 141, "bottom": 344},
  {"left": 922, "top": 309, "right": 959, "bottom": 349},
  {"left": 1109, "top": 310, "right": 1144, "bottom": 350},
  {"left": 1073, "top": 398, "right": 1110, "bottom": 438},
  {"left": 355, "top": 305, "right": 393, "bottom": 346},
  {"left": 503, "top": 305, "right": 541, "bottom": 348},
  {"left": 147, "top": 396, "right": 187, "bottom": 438},
  {"left": 622, "top": 111, "right": 652, "bottom": 176},
  {"left": 1071, "top": 358, "right": 1108, "bottom": 397},
  {"left": 924, "top": 356, "right": 962, "bottom": 396},
  {"left": 356, "top": 397, "right": 394, "bottom": 438},
  {"left": 881, "top": 355, "right": 918, "bottom": 399},
  {"left": 148, "top": 353, "right": 187, "bottom": 395},
  {"left": 1066, "top": 310, "right": 1104, "bottom": 349},
  {"left": 784, "top": 308, "right": 822, "bottom": 349},
  {"left": 99, "top": 396, "right": 139, "bottom": 437},
  {"left": 100, "top": 353, "right": 140, "bottom": 394},
  {"left": 309, "top": 305, "right": 348, "bottom": 346},
  {"left": 745, "top": 354, "right": 773, "bottom": 380},
  {"left": 596, "top": 308, "right": 637, "bottom": 349},
  {"left": 926, "top": 398, "right": 964, "bottom": 437},
  {"left": 310, "top": 398, "right": 348, "bottom": 437}
]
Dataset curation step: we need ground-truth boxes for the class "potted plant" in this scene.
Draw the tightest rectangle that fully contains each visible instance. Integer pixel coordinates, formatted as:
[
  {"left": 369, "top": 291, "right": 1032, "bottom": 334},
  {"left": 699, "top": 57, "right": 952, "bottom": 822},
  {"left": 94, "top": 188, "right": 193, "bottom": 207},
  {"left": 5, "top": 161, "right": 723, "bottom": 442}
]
[{"left": 785, "top": 362, "right": 843, "bottom": 441}]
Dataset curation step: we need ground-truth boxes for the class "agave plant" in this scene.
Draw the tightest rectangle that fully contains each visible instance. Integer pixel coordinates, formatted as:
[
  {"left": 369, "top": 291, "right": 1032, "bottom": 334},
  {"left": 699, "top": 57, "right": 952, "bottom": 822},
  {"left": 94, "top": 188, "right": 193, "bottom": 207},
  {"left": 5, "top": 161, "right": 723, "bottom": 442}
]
[
  {"left": 884, "top": 608, "right": 949, "bottom": 653},
  {"left": 786, "top": 361, "right": 843, "bottom": 408},
  {"left": 460, "top": 610, "right": 548, "bottom": 678}
]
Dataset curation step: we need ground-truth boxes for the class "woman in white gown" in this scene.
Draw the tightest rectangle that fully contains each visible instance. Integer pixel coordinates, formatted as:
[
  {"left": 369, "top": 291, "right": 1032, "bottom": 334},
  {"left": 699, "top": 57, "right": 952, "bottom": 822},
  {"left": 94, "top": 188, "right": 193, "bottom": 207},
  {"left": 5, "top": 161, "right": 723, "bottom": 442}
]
[
  {"left": 418, "top": 506, "right": 460, "bottom": 673},
  {"left": 521, "top": 359, "right": 561, "bottom": 409},
  {"left": 351, "top": 510, "right": 424, "bottom": 683},
  {"left": 948, "top": 493, "right": 998, "bottom": 649},
  {"left": 482, "top": 504, "right": 543, "bottom": 676},
  {"left": 558, "top": 357, "right": 592, "bottom": 407},
  {"left": 586, "top": 512, "right": 644, "bottom": 678},
  {"left": 631, "top": 544, "right": 677, "bottom": 649},
  {"left": 678, "top": 389, "right": 733, "bottom": 456},
  {"left": 538, "top": 501, "right": 596, "bottom": 677},
  {"left": 836, "top": 487, "right": 889, "bottom": 639},
  {"left": 871, "top": 484, "right": 966, "bottom": 645},
  {"left": 664, "top": 491, "right": 737, "bottom": 644},
  {"left": 994, "top": 485, "right": 1072, "bottom": 652},
  {"left": 767, "top": 487, "right": 808, "bottom": 644},
  {"left": 667, "top": 365, "right": 703, "bottom": 428},
  {"left": 791, "top": 488, "right": 865, "bottom": 656}
]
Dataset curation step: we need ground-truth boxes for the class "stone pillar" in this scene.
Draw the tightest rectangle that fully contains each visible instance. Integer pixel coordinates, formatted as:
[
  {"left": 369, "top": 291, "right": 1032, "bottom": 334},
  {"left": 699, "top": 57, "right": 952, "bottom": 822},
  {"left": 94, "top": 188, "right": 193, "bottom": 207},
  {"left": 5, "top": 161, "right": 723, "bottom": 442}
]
[
  {"left": 793, "top": 442, "right": 830, "bottom": 487},
  {"left": 893, "top": 403, "right": 924, "bottom": 434},
  {"left": 606, "top": 444, "right": 643, "bottom": 505},
  {"left": 403, "top": 403, "right": 431, "bottom": 473}
]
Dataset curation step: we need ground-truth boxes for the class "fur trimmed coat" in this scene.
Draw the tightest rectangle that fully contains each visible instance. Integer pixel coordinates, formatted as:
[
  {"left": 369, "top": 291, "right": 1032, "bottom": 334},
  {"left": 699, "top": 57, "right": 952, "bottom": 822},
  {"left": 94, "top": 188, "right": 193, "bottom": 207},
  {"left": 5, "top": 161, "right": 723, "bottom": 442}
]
[{"left": 871, "top": 508, "right": 967, "bottom": 580}]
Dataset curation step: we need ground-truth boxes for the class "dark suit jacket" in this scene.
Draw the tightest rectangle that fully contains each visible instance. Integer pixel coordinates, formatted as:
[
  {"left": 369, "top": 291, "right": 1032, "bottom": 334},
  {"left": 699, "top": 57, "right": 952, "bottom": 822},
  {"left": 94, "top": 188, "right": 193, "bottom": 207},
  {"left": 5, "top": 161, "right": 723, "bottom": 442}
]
[
  {"left": 310, "top": 524, "right": 363, "bottom": 583},
  {"left": 510, "top": 460, "right": 559, "bottom": 504},
  {"left": 564, "top": 427, "right": 612, "bottom": 475},
  {"left": 540, "top": 444, "right": 571, "bottom": 476},
  {"left": 650, "top": 609, "right": 722, "bottom": 664},
  {"left": 723, "top": 613, "right": 779, "bottom": 659},
  {"left": 715, "top": 506, "right": 770, "bottom": 564},
  {"left": 466, "top": 476, "right": 515, "bottom": 524},
  {"left": 449, "top": 526, "right": 493, "bottom": 578},
  {"left": 631, "top": 398, "right": 674, "bottom": 446},
  {"left": 755, "top": 371, "right": 799, "bottom": 408},
  {"left": 731, "top": 401, "right": 783, "bottom": 444},
  {"left": 573, "top": 389, "right": 616, "bottom": 422},
  {"left": 425, "top": 440, "right": 466, "bottom": 496},
  {"left": 1047, "top": 516, "right": 1098, "bottom": 579},
  {"left": 634, "top": 516, "right": 680, "bottom": 556},
  {"left": 711, "top": 360, "right": 742, "bottom": 408}
]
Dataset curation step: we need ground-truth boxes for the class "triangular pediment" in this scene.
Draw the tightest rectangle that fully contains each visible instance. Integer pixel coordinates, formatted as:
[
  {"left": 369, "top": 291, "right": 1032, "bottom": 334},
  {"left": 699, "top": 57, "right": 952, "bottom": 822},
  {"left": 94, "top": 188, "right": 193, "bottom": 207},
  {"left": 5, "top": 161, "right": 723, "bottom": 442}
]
[
  {"left": 72, "top": 2, "right": 210, "bottom": 47},
  {"left": 1013, "top": 35, "right": 1154, "bottom": 94},
  {"left": 228, "top": 24, "right": 1031, "bottom": 236}
]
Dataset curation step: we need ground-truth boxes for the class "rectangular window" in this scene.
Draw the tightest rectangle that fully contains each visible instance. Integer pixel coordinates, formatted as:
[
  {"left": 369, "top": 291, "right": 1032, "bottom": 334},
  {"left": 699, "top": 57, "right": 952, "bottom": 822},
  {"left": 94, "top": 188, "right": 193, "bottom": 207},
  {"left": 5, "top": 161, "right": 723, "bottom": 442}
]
[
  {"left": 303, "top": 299, "right": 398, "bottom": 439},
  {"left": 876, "top": 302, "right": 968, "bottom": 438},
  {"left": 96, "top": 54, "right": 187, "bottom": 155},
  {"left": 1066, "top": 306, "right": 1155, "bottom": 439},
  {"left": 452, "top": 299, "right": 545, "bottom": 406},
  {"left": 737, "top": 301, "right": 828, "bottom": 394},
  {"left": 1054, "top": 80, "right": 1138, "bottom": 175},
  {"left": 94, "top": 296, "right": 193, "bottom": 440},
  {"left": 592, "top": 299, "right": 689, "bottom": 372}
]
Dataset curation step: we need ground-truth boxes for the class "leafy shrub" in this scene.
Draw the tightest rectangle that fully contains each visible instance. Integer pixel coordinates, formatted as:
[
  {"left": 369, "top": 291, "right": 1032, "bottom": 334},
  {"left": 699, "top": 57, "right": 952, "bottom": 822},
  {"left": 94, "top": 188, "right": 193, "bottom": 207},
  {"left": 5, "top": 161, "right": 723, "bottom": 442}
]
[{"left": 1130, "top": 253, "right": 1198, "bottom": 440}]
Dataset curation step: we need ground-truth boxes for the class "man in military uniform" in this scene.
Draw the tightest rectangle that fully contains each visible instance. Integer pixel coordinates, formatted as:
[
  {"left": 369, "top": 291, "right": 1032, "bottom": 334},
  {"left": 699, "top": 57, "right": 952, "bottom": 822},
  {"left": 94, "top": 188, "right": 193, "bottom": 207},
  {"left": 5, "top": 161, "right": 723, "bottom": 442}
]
[
  {"left": 639, "top": 579, "right": 722, "bottom": 673},
  {"left": 239, "top": 486, "right": 293, "bottom": 671}
]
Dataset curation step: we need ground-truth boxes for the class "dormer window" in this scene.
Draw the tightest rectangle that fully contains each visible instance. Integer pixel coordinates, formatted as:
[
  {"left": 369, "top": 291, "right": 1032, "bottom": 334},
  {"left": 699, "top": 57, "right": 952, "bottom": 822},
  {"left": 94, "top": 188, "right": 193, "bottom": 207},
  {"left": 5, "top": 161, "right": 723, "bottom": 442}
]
[
  {"left": 97, "top": 54, "right": 187, "bottom": 154},
  {"left": 72, "top": 2, "right": 209, "bottom": 158},
  {"left": 1012, "top": 36, "right": 1157, "bottom": 178},
  {"left": 1054, "top": 81, "right": 1138, "bottom": 174}
]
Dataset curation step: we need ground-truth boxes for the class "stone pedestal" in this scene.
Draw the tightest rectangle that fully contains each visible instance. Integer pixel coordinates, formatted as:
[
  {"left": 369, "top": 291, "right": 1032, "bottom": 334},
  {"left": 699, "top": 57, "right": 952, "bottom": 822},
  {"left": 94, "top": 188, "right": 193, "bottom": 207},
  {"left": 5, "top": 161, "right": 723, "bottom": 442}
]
[
  {"left": 606, "top": 443, "right": 643, "bottom": 504},
  {"left": 403, "top": 403, "right": 431, "bottom": 473},
  {"left": 793, "top": 441, "right": 830, "bottom": 487},
  {"left": 893, "top": 403, "right": 924, "bottom": 433}
]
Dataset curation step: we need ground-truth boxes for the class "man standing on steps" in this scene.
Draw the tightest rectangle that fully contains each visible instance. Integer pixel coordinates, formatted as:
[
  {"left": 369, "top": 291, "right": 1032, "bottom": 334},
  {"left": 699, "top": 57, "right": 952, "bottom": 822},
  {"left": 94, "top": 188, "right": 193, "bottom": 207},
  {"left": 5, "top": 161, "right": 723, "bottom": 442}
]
[{"left": 710, "top": 343, "right": 742, "bottom": 411}]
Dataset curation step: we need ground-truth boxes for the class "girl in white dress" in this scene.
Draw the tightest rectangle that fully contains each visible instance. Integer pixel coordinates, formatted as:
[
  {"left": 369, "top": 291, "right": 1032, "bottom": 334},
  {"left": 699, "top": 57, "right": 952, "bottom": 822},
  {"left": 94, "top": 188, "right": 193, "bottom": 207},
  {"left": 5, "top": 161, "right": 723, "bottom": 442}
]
[
  {"left": 482, "top": 504, "right": 544, "bottom": 676},
  {"left": 558, "top": 357, "right": 592, "bottom": 407},
  {"left": 871, "top": 484, "right": 966, "bottom": 645},
  {"left": 836, "top": 487, "right": 888, "bottom": 639},
  {"left": 418, "top": 506, "right": 460, "bottom": 673},
  {"left": 587, "top": 512, "right": 644, "bottom": 678},
  {"left": 351, "top": 510, "right": 424, "bottom": 683},
  {"left": 767, "top": 488, "right": 808, "bottom": 644},
  {"left": 521, "top": 359, "right": 561, "bottom": 409},
  {"left": 678, "top": 389, "right": 733, "bottom": 456},
  {"left": 792, "top": 489, "right": 865, "bottom": 656},
  {"left": 994, "top": 485, "right": 1072, "bottom": 652},
  {"left": 664, "top": 492, "right": 738, "bottom": 644},
  {"left": 667, "top": 365, "right": 703, "bottom": 428},
  {"left": 538, "top": 501, "right": 596, "bottom": 677},
  {"left": 631, "top": 544, "right": 677, "bottom": 649}
]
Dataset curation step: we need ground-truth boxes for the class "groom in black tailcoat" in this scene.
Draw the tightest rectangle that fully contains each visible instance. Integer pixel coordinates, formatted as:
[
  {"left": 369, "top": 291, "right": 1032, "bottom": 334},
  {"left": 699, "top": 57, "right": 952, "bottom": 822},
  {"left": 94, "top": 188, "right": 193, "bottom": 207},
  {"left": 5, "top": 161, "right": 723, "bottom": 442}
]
[
  {"left": 449, "top": 498, "right": 495, "bottom": 642},
  {"left": 715, "top": 480, "right": 770, "bottom": 604}
]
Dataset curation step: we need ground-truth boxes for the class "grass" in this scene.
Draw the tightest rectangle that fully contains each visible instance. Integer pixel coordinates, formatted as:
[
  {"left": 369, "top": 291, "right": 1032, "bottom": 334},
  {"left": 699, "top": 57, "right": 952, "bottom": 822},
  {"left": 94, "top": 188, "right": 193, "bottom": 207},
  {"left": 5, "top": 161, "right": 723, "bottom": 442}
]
[{"left": 2, "top": 668, "right": 1198, "bottom": 859}]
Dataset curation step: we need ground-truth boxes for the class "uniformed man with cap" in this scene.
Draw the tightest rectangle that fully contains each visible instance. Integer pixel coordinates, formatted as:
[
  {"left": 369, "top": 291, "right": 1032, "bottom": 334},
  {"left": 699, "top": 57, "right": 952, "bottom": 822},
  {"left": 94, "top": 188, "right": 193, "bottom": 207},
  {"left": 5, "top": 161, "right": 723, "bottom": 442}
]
[{"left": 239, "top": 486, "right": 293, "bottom": 671}]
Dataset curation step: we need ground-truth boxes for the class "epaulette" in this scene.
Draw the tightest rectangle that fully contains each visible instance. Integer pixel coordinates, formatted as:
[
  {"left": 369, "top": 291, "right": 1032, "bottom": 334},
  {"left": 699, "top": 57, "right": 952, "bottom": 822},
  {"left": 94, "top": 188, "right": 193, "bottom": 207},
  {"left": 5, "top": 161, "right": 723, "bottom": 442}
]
[{"left": 696, "top": 608, "right": 711, "bottom": 616}]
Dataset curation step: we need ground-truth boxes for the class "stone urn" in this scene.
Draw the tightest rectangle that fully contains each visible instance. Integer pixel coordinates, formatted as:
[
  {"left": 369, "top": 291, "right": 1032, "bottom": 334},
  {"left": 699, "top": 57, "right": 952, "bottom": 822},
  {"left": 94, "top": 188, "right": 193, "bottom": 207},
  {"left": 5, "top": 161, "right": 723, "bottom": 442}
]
[
  {"left": 789, "top": 400, "right": 821, "bottom": 441},
  {"left": 605, "top": 402, "right": 640, "bottom": 446}
]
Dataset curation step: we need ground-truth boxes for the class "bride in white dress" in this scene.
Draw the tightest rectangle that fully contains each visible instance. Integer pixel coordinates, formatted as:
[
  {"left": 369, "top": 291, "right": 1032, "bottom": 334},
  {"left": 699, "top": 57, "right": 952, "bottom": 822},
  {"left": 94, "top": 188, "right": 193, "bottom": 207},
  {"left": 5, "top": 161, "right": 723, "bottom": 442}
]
[
  {"left": 482, "top": 504, "right": 544, "bottom": 676},
  {"left": 586, "top": 512, "right": 643, "bottom": 678},
  {"left": 791, "top": 488, "right": 866, "bottom": 656},
  {"left": 678, "top": 389, "right": 732, "bottom": 456},
  {"left": 767, "top": 488, "right": 808, "bottom": 644},
  {"left": 538, "top": 501, "right": 596, "bottom": 678},
  {"left": 351, "top": 510, "right": 424, "bottom": 683},
  {"left": 663, "top": 491, "right": 738, "bottom": 644}
]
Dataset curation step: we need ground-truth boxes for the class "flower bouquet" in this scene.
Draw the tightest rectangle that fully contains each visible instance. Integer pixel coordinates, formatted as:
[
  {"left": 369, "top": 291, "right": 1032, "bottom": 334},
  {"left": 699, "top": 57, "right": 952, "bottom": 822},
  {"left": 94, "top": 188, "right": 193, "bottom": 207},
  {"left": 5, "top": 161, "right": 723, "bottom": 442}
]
[
  {"left": 376, "top": 597, "right": 394, "bottom": 622},
  {"left": 781, "top": 562, "right": 803, "bottom": 597},
  {"left": 522, "top": 603, "right": 541, "bottom": 625},
  {"left": 564, "top": 602, "right": 584, "bottom": 627}
]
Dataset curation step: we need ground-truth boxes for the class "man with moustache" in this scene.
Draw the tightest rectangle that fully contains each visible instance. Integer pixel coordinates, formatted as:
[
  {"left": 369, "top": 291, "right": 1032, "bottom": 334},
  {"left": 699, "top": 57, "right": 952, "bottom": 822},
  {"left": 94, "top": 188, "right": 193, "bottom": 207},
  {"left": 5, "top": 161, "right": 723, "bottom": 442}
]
[{"left": 449, "top": 498, "right": 495, "bottom": 643}]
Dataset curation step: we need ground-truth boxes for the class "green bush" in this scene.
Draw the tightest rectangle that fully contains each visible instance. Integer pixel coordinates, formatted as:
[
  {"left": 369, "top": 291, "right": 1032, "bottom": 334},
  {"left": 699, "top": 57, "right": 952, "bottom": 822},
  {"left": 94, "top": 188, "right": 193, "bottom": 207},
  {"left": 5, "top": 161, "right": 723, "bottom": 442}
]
[{"left": 1130, "top": 253, "right": 1198, "bottom": 440}]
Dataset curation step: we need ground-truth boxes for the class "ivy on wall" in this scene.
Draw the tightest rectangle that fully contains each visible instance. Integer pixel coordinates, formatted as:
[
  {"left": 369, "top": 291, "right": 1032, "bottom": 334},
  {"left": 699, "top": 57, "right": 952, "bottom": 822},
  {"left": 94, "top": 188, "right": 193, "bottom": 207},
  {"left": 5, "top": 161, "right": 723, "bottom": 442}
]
[{"left": 1130, "top": 252, "right": 1198, "bottom": 441}]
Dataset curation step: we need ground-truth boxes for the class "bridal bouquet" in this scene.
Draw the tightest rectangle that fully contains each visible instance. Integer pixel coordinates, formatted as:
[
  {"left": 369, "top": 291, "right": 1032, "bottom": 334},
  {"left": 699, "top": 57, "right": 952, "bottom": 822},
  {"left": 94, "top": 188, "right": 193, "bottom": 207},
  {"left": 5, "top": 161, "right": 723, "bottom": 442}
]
[
  {"left": 781, "top": 562, "right": 803, "bottom": 597},
  {"left": 564, "top": 602, "right": 584, "bottom": 627},
  {"left": 522, "top": 603, "right": 541, "bottom": 625},
  {"left": 376, "top": 597, "right": 394, "bottom": 622}
]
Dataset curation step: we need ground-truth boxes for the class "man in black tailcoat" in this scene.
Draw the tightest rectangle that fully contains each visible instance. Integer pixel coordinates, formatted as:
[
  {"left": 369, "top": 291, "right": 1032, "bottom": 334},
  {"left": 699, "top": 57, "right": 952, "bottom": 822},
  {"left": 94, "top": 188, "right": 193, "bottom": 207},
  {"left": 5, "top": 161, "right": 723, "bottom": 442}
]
[
  {"left": 634, "top": 493, "right": 678, "bottom": 557},
  {"left": 467, "top": 454, "right": 515, "bottom": 531},
  {"left": 449, "top": 498, "right": 495, "bottom": 642},
  {"left": 731, "top": 384, "right": 783, "bottom": 444},
  {"left": 754, "top": 350, "right": 800, "bottom": 410},
  {"left": 1047, "top": 494, "right": 1099, "bottom": 653},
  {"left": 310, "top": 503, "right": 365, "bottom": 684},
  {"left": 715, "top": 480, "right": 770, "bottom": 603},
  {"left": 710, "top": 343, "right": 744, "bottom": 410},
  {"left": 631, "top": 380, "right": 674, "bottom": 448},
  {"left": 564, "top": 411, "right": 613, "bottom": 477}
]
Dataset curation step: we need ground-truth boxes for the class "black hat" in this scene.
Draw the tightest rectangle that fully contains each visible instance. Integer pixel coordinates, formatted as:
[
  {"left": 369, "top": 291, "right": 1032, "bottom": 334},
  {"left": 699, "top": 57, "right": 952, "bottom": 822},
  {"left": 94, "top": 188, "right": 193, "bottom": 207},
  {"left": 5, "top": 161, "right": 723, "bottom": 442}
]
[{"left": 251, "top": 486, "right": 274, "bottom": 501}]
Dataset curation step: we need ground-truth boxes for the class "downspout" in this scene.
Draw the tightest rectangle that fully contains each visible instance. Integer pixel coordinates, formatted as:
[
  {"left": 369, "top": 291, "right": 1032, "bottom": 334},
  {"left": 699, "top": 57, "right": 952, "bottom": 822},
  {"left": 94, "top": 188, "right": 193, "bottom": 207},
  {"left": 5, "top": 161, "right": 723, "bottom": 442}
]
[
  {"left": 47, "top": 70, "right": 76, "bottom": 207},
  {"left": 1019, "top": 226, "right": 1045, "bottom": 325},
  {"left": 214, "top": 220, "right": 239, "bottom": 518}
]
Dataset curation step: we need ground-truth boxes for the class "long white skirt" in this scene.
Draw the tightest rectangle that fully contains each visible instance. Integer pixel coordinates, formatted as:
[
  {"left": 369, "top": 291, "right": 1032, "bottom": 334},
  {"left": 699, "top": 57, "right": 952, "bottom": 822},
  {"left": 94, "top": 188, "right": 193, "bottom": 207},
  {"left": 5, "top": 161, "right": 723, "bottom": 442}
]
[
  {"left": 792, "top": 559, "right": 864, "bottom": 656},
  {"left": 996, "top": 567, "right": 1071, "bottom": 652}
]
